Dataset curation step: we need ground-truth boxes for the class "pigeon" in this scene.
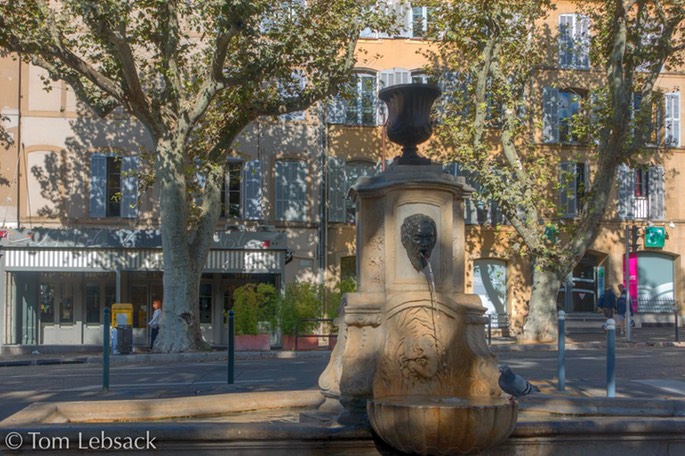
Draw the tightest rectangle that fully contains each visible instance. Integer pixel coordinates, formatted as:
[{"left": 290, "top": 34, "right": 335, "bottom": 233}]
[{"left": 498, "top": 364, "right": 540, "bottom": 400}]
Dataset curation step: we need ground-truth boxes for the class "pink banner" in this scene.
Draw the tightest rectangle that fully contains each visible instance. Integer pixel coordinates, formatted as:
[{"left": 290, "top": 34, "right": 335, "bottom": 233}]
[{"left": 623, "top": 253, "right": 639, "bottom": 313}]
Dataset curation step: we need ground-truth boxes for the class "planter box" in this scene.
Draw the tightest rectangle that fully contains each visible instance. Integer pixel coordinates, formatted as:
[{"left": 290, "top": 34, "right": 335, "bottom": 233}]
[
  {"left": 233, "top": 334, "right": 270, "bottom": 351},
  {"left": 281, "top": 335, "right": 321, "bottom": 351}
]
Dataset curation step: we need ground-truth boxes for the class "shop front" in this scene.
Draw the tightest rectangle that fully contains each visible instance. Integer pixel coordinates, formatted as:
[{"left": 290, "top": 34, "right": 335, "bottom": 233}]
[{"left": 0, "top": 228, "right": 287, "bottom": 352}]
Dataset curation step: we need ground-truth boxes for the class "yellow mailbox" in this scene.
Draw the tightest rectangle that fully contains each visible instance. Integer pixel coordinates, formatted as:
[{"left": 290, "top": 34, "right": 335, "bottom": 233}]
[{"left": 111, "top": 303, "right": 133, "bottom": 327}]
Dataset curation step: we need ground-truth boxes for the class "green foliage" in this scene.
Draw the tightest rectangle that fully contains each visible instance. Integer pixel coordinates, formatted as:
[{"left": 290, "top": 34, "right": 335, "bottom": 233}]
[
  {"left": 277, "top": 282, "right": 323, "bottom": 336},
  {"left": 232, "top": 283, "right": 277, "bottom": 335},
  {"left": 325, "top": 277, "right": 357, "bottom": 320}
]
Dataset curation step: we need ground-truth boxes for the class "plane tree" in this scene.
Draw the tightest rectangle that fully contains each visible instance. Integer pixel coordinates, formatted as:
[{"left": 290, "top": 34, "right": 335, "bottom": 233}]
[
  {"left": 428, "top": 0, "right": 685, "bottom": 341},
  {"left": 0, "top": 0, "right": 386, "bottom": 351}
]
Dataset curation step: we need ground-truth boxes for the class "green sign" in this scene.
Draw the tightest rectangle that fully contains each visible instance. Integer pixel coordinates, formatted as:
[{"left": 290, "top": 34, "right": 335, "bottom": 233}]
[{"left": 645, "top": 226, "right": 665, "bottom": 248}]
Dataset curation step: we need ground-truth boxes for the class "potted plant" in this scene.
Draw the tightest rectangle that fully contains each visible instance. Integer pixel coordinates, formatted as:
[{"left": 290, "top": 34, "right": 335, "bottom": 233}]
[
  {"left": 278, "top": 282, "right": 324, "bottom": 350},
  {"left": 231, "top": 283, "right": 277, "bottom": 351}
]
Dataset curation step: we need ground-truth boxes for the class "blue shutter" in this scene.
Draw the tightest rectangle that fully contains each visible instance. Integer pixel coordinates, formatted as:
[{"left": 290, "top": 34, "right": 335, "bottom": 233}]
[
  {"left": 328, "top": 156, "right": 346, "bottom": 223},
  {"left": 648, "top": 166, "right": 665, "bottom": 221},
  {"left": 543, "top": 87, "right": 559, "bottom": 143},
  {"left": 617, "top": 164, "right": 634, "bottom": 220},
  {"left": 576, "top": 15, "right": 591, "bottom": 68},
  {"left": 89, "top": 154, "right": 107, "bottom": 218},
  {"left": 291, "top": 161, "right": 308, "bottom": 221},
  {"left": 242, "top": 160, "right": 263, "bottom": 220},
  {"left": 327, "top": 95, "right": 346, "bottom": 124},
  {"left": 559, "top": 161, "right": 577, "bottom": 218},
  {"left": 121, "top": 156, "right": 139, "bottom": 219}
]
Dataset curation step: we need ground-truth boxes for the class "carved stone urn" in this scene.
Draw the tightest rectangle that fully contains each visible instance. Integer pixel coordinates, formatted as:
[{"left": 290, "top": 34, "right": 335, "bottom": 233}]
[
  {"left": 318, "top": 84, "right": 517, "bottom": 455},
  {"left": 379, "top": 83, "right": 441, "bottom": 165}
]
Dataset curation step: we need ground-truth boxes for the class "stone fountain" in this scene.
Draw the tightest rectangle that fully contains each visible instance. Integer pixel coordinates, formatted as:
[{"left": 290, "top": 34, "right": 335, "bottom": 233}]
[
  {"left": 318, "top": 84, "right": 517, "bottom": 455},
  {"left": 2, "top": 84, "right": 683, "bottom": 456}
]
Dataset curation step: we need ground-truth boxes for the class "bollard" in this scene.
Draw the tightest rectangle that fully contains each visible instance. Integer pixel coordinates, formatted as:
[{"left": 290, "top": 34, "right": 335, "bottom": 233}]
[
  {"left": 227, "top": 310, "right": 235, "bottom": 384},
  {"left": 675, "top": 309, "right": 679, "bottom": 342},
  {"left": 103, "top": 307, "right": 110, "bottom": 391},
  {"left": 606, "top": 318, "right": 616, "bottom": 397},
  {"left": 557, "top": 310, "right": 566, "bottom": 391}
]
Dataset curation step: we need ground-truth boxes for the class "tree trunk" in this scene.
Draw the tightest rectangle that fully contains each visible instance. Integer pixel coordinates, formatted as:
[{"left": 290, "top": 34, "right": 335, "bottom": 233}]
[
  {"left": 152, "top": 138, "right": 212, "bottom": 352},
  {"left": 520, "top": 267, "right": 563, "bottom": 343}
]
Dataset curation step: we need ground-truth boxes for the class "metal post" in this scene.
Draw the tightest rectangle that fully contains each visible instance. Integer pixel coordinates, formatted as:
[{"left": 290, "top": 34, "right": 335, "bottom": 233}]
[
  {"left": 624, "top": 226, "right": 632, "bottom": 342},
  {"left": 227, "top": 310, "right": 235, "bottom": 384},
  {"left": 606, "top": 318, "right": 616, "bottom": 397},
  {"left": 103, "top": 307, "right": 110, "bottom": 391},
  {"left": 558, "top": 310, "right": 566, "bottom": 391}
]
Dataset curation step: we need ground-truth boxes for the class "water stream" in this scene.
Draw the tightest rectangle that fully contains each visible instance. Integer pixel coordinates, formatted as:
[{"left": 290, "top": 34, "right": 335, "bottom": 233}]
[{"left": 423, "top": 256, "right": 441, "bottom": 358}]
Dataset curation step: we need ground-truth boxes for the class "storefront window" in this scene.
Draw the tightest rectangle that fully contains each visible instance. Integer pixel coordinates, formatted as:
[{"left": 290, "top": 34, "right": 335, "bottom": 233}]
[
  {"left": 86, "top": 284, "right": 100, "bottom": 323},
  {"left": 40, "top": 283, "right": 55, "bottom": 324},
  {"left": 59, "top": 283, "right": 74, "bottom": 323}
]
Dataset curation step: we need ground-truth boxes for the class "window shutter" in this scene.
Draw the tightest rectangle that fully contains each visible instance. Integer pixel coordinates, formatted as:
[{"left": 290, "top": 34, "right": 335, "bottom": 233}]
[
  {"left": 648, "top": 166, "right": 665, "bottom": 221},
  {"left": 616, "top": 163, "right": 634, "bottom": 220},
  {"left": 327, "top": 95, "right": 346, "bottom": 124},
  {"left": 89, "top": 154, "right": 107, "bottom": 218},
  {"left": 394, "top": 1, "right": 411, "bottom": 37},
  {"left": 664, "top": 93, "right": 680, "bottom": 147},
  {"left": 327, "top": 156, "right": 346, "bottom": 223},
  {"left": 121, "top": 156, "right": 139, "bottom": 219},
  {"left": 558, "top": 14, "right": 574, "bottom": 67},
  {"left": 380, "top": 68, "right": 410, "bottom": 88},
  {"left": 576, "top": 15, "right": 591, "bottom": 68},
  {"left": 242, "top": 160, "right": 263, "bottom": 220},
  {"left": 292, "top": 161, "right": 308, "bottom": 221},
  {"left": 559, "top": 161, "right": 577, "bottom": 218},
  {"left": 543, "top": 87, "right": 560, "bottom": 143}
]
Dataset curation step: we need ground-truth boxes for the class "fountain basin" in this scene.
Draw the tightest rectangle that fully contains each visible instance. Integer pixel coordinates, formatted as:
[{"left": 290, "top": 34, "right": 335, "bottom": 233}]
[{"left": 367, "top": 395, "right": 517, "bottom": 455}]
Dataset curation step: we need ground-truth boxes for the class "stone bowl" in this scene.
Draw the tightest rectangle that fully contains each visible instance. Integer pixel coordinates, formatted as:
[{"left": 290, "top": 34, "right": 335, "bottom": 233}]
[{"left": 367, "top": 395, "right": 518, "bottom": 455}]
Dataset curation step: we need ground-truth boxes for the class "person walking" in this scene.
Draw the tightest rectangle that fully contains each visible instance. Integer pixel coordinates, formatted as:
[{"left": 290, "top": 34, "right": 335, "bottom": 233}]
[
  {"left": 148, "top": 299, "right": 162, "bottom": 349},
  {"left": 600, "top": 285, "right": 617, "bottom": 332}
]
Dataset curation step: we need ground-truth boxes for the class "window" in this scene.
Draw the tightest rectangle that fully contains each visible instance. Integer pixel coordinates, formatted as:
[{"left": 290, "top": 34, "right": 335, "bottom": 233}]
[
  {"left": 327, "top": 157, "right": 377, "bottom": 223},
  {"left": 543, "top": 87, "right": 586, "bottom": 144},
  {"left": 411, "top": 4, "right": 434, "bottom": 38},
  {"left": 328, "top": 72, "right": 379, "bottom": 126},
  {"left": 632, "top": 92, "right": 680, "bottom": 147},
  {"left": 411, "top": 71, "right": 430, "bottom": 85},
  {"left": 345, "top": 161, "right": 375, "bottom": 222},
  {"left": 558, "top": 161, "right": 588, "bottom": 218},
  {"left": 242, "top": 160, "right": 263, "bottom": 220},
  {"left": 617, "top": 164, "right": 664, "bottom": 220},
  {"left": 444, "top": 162, "right": 506, "bottom": 225},
  {"left": 89, "top": 153, "right": 138, "bottom": 218},
  {"left": 275, "top": 160, "right": 307, "bottom": 221},
  {"left": 473, "top": 259, "right": 508, "bottom": 327},
  {"left": 222, "top": 162, "right": 242, "bottom": 218},
  {"left": 278, "top": 70, "right": 306, "bottom": 121},
  {"left": 558, "top": 13, "right": 590, "bottom": 69}
]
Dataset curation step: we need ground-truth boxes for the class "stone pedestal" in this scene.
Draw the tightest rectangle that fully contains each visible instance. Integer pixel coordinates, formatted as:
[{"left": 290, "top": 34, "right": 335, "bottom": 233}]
[{"left": 319, "top": 165, "right": 511, "bottom": 425}]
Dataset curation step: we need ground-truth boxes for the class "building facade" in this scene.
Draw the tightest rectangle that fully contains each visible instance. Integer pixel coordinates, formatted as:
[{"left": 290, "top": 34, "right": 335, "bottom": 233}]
[{"left": 0, "top": 0, "right": 683, "bottom": 350}]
